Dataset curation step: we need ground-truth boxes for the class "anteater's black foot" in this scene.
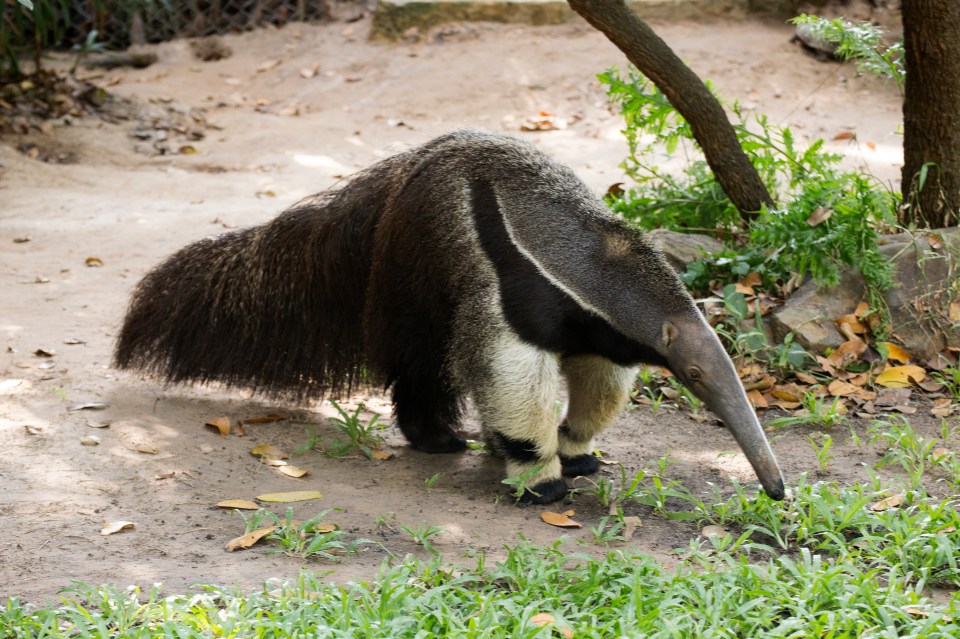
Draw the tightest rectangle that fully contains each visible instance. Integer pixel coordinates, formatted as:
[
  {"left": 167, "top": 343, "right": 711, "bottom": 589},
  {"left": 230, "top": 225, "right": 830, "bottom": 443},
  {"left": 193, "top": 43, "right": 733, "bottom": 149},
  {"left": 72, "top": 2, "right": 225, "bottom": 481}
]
[
  {"left": 560, "top": 453, "right": 600, "bottom": 477},
  {"left": 518, "top": 478, "right": 568, "bottom": 505},
  {"left": 408, "top": 427, "right": 468, "bottom": 454}
]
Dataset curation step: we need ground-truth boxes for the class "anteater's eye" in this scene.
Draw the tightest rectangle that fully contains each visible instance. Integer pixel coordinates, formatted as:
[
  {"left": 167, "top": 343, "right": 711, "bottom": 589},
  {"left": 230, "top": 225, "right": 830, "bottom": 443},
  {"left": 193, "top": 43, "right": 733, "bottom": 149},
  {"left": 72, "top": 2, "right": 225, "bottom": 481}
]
[{"left": 688, "top": 366, "right": 702, "bottom": 381}]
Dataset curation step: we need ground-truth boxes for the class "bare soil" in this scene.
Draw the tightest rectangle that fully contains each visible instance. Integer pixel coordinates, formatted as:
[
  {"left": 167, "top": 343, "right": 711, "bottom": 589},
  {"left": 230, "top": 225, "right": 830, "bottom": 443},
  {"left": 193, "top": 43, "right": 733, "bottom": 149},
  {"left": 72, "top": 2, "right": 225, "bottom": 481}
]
[{"left": 0, "top": 16, "right": 920, "bottom": 606}]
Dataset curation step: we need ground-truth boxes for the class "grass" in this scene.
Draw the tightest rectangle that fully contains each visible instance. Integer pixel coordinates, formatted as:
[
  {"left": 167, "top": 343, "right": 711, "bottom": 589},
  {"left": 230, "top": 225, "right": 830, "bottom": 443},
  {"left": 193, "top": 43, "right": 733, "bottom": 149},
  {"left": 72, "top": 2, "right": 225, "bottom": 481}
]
[
  {"left": 296, "top": 400, "right": 388, "bottom": 460},
  {"left": 5, "top": 533, "right": 958, "bottom": 637},
  {"left": 4, "top": 418, "right": 960, "bottom": 637},
  {"left": 767, "top": 392, "right": 850, "bottom": 430}
]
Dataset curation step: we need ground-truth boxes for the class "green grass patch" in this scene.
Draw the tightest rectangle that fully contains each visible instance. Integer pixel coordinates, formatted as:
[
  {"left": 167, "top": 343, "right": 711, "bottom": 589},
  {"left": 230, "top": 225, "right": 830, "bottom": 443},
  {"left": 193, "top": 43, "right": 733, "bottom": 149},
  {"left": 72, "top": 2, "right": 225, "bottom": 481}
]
[
  {"left": 5, "top": 444, "right": 960, "bottom": 638},
  {"left": 3, "top": 535, "right": 958, "bottom": 638}
]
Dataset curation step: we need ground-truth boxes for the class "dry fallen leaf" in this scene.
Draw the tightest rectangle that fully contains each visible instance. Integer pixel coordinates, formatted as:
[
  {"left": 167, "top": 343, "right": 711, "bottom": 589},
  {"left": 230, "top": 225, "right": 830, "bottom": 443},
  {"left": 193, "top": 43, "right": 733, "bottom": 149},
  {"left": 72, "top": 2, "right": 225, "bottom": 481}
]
[
  {"left": 950, "top": 302, "right": 960, "bottom": 323},
  {"left": 875, "top": 365, "right": 926, "bottom": 388},
  {"left": 828, "top": 339, "right": 867, "bottom": 368},
  {"left": 903, "top": 607, "right": 931, "bottom": 618},
  {"left": 530, "top": 612, "right": 572, "bottom": 637},
  {"left": 827, "top": 379, "right": 860, "bottom": 397},
  {"left": 541, "top": 511, "right": 582, "bottom": 528},
  {"left": 371, "top": 450, "right": 393, "bottom": 461},
  {"left": 225, "top": 525, "right": 275, "bottom": 551},
  {"left": 85, "top": 256, "right": 104, "bottom": 267},
  {"left": 744, "top": 375, "right": 776, "bottom": 392},
  {"left": 833, "top": 130, "right": 856, "bottom": 141},
  {"left": 622, "top": 516, "right": 642, "bottom": 541},
  {"left": 702, "top": 525, "right": 731, "bottom": 538},
  {"left": 256, "top": 59, "right": 282, "bottom": 73},
  {"left": 311, "top": 523, "right": 338, "bottom": 534},
  {"left": 217, "top": 499, "right": 260, "bottom": 510},
  {"left": 531, "top": 613, "right": 555, "bottom": 627},
  {"left": 520, "top": 111, "right": 569, "bottom": 131},
  {"left": 806, "top": 206, "right": 832, "bottom": 227},
  {"left": 747, "top": 389, "right": 768, "bottom": 409},
  {"left": 930, "top": 400, "right": 954, "bottom": 418},
  {"left": 251, "top": 444, "right": 289, "bottom": 460},
  {"left": 770, "top": 383, "right": 805, "bottom": 403},
  {"left": 278, "top": 465, "right": 309, "bottom": 478},
  {"left": 69, "top": 402, "right": 108, "bottom": 411},
  {"left": 870, "top": 493, "right": 904, "bottom": 512},
  {"left": 891, "top": 405, "right": 917, "bottom": 415},
  {"left": 101, "top": 521, "right": 135, "bottom": 536},
  {"left": 205, "top": 416, "right": 231, "bottom": 437},
  {"left": 882, "top": 342, "right": 912, "bottom": 364},
  {"left": 256, "top": 490, "right": 323, "bottom": 503}
]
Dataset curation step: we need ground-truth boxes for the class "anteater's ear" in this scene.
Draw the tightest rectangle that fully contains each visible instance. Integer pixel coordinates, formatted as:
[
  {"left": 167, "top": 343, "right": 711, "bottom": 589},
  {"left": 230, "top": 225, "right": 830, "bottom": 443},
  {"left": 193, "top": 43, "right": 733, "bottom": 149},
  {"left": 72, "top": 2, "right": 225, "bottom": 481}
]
[{"left": 661, "top": 321, "right": 679, "bottom": 349}]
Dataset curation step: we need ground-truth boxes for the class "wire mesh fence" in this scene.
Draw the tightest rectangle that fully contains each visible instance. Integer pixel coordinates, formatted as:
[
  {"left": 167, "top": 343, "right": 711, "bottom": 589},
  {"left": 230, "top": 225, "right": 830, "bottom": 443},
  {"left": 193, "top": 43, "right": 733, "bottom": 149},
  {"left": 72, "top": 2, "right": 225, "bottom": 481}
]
[{"left": 5, "top": 0, "right": 338, "bottom": 53}]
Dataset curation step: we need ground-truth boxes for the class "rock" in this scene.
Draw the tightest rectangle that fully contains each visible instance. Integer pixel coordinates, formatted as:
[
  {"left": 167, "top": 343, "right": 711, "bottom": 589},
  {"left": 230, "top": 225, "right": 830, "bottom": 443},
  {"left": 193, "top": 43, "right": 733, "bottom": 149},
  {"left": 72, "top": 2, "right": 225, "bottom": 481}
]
[
  {"left": 769, "top": 228, "right": 960, "bottom": 358},
  {"left": 879, "top": 228, "right": 960, "bottom": 358},
  {"left": 190, "top": 37, "right": 232, "bottom": 62},
  {"left": 792, "top": 23, "right": 840, "bottom": 61},
  {"left": 645, "top": 229, "right": 724, "bottom": 273},
  {"left": 767, "top": 268, "right": 865, "bottom": 353}
]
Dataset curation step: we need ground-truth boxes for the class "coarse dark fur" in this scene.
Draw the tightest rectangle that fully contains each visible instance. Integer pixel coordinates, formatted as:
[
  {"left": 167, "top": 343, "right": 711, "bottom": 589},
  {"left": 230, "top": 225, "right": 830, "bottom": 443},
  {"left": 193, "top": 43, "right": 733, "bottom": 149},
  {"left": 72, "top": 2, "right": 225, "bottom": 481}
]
[{"left": 116, "top": 129, "right": 784, "bottom": 504}]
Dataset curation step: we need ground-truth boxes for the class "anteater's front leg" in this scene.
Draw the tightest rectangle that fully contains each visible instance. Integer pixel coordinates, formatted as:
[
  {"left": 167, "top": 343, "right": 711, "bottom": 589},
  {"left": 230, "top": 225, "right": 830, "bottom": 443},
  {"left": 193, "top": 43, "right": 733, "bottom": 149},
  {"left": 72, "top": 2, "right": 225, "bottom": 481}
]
[
  {"left": 476, "top": 332, "right": 566, "bottom": 505},
  {"left": 558, "top": 355, "right": 638, "bottom": 477}
]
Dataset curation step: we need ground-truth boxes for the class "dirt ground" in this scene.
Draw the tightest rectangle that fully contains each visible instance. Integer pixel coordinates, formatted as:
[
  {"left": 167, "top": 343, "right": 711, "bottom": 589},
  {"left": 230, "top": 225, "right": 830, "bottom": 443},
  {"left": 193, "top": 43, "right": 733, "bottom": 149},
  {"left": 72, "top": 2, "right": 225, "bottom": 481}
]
[{"left": 0, "top": 15, "right": 923, "bottom": 606}]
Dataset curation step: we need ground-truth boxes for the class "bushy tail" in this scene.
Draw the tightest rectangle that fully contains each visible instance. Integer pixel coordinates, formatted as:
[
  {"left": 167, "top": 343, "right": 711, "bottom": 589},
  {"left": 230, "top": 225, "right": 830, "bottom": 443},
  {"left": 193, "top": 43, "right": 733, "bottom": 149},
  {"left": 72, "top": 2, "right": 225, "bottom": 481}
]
[{"left": 114, "top": 157, "right": 401, "bottom": 401}]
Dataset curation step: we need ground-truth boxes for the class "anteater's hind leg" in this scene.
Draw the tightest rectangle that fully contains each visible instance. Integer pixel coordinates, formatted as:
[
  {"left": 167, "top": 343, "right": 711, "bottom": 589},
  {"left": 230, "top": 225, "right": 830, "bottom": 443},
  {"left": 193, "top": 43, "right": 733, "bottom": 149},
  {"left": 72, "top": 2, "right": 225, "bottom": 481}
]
[
  {"left": 392, "top": 374, "right": 467, "bottom": 454},
  {"left": 558, "top": 355, "right": 638, "bottom": 477},
  {"left": 475, "top": 332, "right": 566, "bottom": 505}
]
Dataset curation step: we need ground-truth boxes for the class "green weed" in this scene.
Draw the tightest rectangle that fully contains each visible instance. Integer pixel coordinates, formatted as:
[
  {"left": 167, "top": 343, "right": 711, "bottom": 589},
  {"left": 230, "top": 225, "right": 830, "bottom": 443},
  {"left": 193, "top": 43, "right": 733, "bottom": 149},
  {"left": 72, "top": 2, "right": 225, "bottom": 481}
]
[
  {"left": 424, "top": 472, "right": 443, "bottom": 490},
  {"left": 298, "top": 401, "right": 387, "bottom": 459},
  {"left": 933, "top": 366, "right": 960, "bottom": 400},
  {"left": 586, "top": 516, "right": 625, "bottom": 545},
  {"left": 238, "top": 508, "right": 370, "bottom": 562},
  {"left": 791, "top": 14, "right": 904, "bottom": 89},
  {"left": 767, "top": 392, "right": 849, "bottom": 430},
  {"left": 600, "top": 65, "right": 896, "bottom": 306},
  {"left": 401, "top": 522, "right": 445, "bottom": 555},
  {"left": 501, "top": 464, "right": 546, "bottom": 502},
  {"left": 808, "top": 433, "right": 834, "bottom": 475}
]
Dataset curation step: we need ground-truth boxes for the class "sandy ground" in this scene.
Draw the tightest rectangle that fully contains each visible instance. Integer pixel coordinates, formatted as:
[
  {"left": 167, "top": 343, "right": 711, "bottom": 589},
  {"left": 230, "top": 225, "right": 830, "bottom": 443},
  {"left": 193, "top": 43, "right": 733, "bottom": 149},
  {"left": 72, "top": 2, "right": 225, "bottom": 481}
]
[{"left": 0, "top": 15, "right": 918, "bottom": 605}]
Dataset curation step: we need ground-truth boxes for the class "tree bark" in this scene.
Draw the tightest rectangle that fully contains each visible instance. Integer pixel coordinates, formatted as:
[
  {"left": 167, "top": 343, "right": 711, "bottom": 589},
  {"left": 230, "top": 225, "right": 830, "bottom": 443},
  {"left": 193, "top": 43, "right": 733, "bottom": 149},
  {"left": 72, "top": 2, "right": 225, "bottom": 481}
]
[
  {"left": 568, "top": 0, "right": 774, "bottom": 219},
  {"left": 900, "top": 0, "right": 960, "bottom": 228}
]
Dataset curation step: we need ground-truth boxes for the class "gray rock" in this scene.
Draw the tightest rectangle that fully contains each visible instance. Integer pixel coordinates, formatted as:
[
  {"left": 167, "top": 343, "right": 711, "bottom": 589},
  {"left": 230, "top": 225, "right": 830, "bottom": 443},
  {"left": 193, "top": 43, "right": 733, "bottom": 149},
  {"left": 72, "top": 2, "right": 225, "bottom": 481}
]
[
  {"left": 646, "top": 228, "right": 724, "bottom": 273},
  {"left": 768, "top": 228, "right": 960, "bottom": 358},
  {"left": 767, "top": 268, "right": 865, "bottom": 353},
  {"left": 879, "top": 229, "right": 960, "bottom": 357}
]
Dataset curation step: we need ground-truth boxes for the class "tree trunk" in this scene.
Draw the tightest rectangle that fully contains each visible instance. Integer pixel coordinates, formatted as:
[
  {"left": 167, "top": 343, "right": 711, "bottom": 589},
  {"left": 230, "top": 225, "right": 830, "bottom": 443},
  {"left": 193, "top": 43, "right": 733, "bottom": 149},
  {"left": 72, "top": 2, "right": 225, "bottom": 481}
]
[
  {"left": 900, "top": 0, "right": 960, "bottom": 228},
  {"left": 568, "top": 0, "right": 774, "bottom": 220}
]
